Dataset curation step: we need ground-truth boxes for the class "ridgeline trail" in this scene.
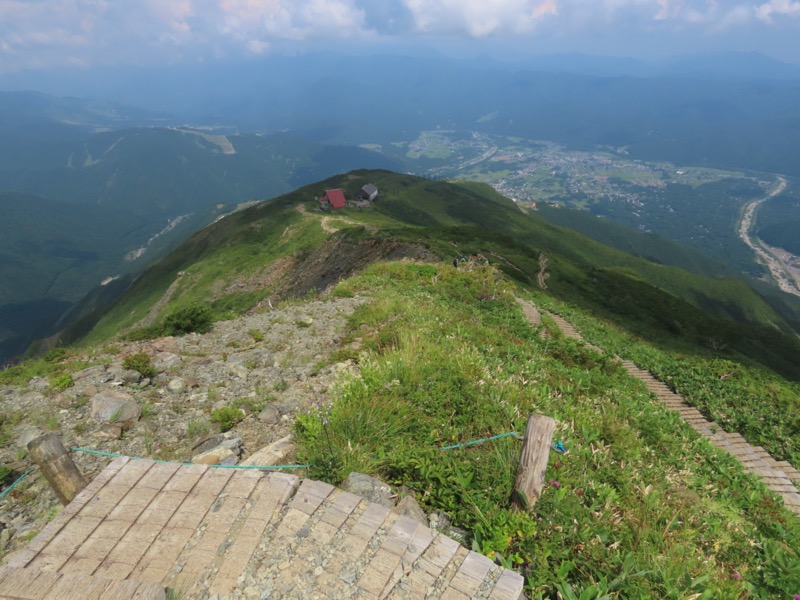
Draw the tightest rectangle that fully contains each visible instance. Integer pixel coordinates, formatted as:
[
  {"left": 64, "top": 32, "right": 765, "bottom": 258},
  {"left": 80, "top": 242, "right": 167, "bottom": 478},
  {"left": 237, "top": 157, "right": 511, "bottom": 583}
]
[
  {"left": 516, "top": 299, "right": 800, "bottom": 514},
  {"left": 1, "top": 458, "right": 524, "bottom": 600}
]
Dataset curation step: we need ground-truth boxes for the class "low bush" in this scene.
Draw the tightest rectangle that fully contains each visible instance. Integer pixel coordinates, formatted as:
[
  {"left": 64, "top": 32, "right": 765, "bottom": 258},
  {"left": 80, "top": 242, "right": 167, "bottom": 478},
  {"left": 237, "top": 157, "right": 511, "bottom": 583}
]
[
  {"left": 162, "top": 303, "right": 214, "bottom": 335},
  {"left": 122, "top": 353, "right": 157, "bottom": 379},
  {"left": 49, "top": 373, "right": 74, "bottom": 393},
  {"left": 124, "top": 303, "right": 214, "bottom": 341},
  {"left": 210, "top": 406, "right": 244, "bottom": 432}
]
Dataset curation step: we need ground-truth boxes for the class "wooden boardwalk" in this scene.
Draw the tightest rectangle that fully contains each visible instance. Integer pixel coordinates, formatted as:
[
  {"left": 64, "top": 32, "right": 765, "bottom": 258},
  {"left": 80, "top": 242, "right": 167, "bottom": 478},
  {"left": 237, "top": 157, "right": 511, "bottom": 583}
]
[
  {"left": 519, "top": 301, "right": 800, "bottom": 514},
  {"left": 2, "top": 458, "right": 524, "bottom": 599}
]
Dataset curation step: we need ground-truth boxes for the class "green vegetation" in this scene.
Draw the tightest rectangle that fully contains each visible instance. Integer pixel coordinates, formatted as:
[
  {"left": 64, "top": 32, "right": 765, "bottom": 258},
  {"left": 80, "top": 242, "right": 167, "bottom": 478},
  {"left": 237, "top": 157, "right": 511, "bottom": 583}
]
[
  {"left": 49, "top": 373, "right": 74, "bottom": 393},
  {"left": 210, "top": 406, "right": 244, "bottom": 432},
  {"left": 0, "top": 349, "right": 84, "bottom": 387},
  {"left": 121, "top": 352, "right": 157, "bottom": 379},
  {"left": 77, "top": 170, "right": 800, "bottom": 382},
  {"left": 125, "top": 303, "right": 214, "bottom": 341},
  {"left": 296, "top": 262, "right": 799, "bottom": 598},
  {"left": 553, "top": 303, "right": 800, "bottom": 467},
  {"left": 7, "top": 168, "right": 800, "bottom": 598}
]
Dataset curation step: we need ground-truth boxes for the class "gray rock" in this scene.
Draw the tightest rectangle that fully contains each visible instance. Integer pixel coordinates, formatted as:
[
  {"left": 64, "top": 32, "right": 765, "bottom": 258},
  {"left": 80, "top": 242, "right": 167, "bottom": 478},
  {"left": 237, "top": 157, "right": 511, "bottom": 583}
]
[
  {"left": 168, "top": 378, "right": 186, "bottom": 393},
  {"left": 258, "top": 406, "right": 281, "bottom": 425},
  {"left": 122, "top": 369, "right": 143, "bottom": 384},
  {"left": 151, "top": 337, "right": 178, "bottom": 353},
  {"left": 192, "top": 446, "right": 239, "bottom": 466},
  {"left": 16, "top": 425, "right": 43, "bottom": 449},
  {"left": 93, "top": 424, "right": 123, "bottom": 439},
  {"left": 241, "top": 436, "right": 294, "bottom": 467},
  {"left": 28, "top": 377, "right": 50, "bottom": 392},
  {"left": 192, "top": 432, "right": 242, "bottom": 455},
  {"left": 429, "top": 511, "right": 470, "bottom": 544},
  {"left": 72, "top": 365, "right": 107, "bottom": 382},
  {"left": 341, "top": 472, "right": 395, "bottom": 508},
  {"left": 191, "top": 433, "right": 243, "bottom": 466},
  {"left": 153, "top": 352, "right": 181, "bottom": 371},
  {"left": 90, "top": 390, "right": 141, "bottom": 424},
  {"left": 393, "top": 495, "right": 428, "bottom": 527}
]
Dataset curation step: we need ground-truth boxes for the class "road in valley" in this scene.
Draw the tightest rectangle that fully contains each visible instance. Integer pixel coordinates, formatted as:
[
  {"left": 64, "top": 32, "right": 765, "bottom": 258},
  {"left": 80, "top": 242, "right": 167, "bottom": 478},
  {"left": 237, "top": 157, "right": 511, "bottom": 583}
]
[{"left": 738, "top": 176, "right": 800, "bottom": 297}]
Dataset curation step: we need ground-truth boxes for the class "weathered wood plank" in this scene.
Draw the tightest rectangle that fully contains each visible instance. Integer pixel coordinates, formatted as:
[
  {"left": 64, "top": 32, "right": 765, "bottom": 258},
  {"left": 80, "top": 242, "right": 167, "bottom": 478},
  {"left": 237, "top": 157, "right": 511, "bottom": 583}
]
[{"left": 511, "top": 414, "right": 556, "bottom": 511}]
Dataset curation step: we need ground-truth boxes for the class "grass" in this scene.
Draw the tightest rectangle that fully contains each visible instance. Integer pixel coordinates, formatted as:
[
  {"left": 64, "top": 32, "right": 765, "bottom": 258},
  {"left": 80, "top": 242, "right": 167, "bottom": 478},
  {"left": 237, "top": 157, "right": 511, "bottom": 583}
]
[
  {"left": 547, "top": 299, "right": 800, "bottom": 468},
  {"left": 294, "top": 262, "right": 800, "bottom": 598}
]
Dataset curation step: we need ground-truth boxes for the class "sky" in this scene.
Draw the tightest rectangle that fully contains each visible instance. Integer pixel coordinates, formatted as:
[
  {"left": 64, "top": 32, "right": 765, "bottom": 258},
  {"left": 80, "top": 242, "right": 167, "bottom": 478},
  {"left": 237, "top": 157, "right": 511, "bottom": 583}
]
[{"left": 1, "top": 0, "right": 799, "bottom": 75}]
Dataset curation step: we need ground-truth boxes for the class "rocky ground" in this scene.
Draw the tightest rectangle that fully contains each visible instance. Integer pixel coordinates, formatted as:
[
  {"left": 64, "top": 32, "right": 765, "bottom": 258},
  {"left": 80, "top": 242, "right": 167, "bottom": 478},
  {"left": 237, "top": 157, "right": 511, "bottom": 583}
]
[{"left": 0, "top": 295, "right": 369, "bottom": 558}]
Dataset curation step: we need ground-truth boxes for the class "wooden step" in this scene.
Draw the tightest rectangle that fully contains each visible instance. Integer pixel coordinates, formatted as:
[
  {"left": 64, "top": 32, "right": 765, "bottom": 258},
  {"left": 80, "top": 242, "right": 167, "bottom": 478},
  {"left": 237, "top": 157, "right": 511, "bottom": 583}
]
[
  {"left": 0, "top": 566, "right": 165, "bottom": 600},
  {"left": 4, "top": 460, "right": 525, "bottom": 599}
]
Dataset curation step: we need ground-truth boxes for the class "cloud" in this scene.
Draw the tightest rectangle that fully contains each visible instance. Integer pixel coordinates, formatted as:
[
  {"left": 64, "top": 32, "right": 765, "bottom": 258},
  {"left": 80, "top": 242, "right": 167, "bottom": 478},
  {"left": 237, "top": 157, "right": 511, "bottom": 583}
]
[
  {"left": 402, "top": 0, "right": 558, "bottom": 37},
  {"left": 0, "top": 0, "right": 373, "bottom": 72},
  {"left": 756, "top": 0, "right": 800, "bottom": 21},
  {"left": 1, "top": 0, "right": 799, "bottom": 73}
]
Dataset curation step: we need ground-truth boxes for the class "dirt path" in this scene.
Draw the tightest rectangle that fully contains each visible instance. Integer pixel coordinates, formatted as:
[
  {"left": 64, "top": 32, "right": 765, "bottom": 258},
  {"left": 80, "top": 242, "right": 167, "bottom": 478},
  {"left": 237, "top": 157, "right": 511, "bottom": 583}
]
[
  {"left": 738, "top": 176, "right": 800, "bottom": 297},
  {"left": 295, "top": 203, "right": 377, "bottom": 234},
  {"left": 517, "top": 300, "right": 800, "bottom": 513}
]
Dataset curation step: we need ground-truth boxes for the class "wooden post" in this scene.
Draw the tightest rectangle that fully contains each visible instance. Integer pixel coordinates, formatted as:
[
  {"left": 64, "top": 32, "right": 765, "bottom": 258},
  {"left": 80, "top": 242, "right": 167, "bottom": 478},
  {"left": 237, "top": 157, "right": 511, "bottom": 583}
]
[
  {"left": 27, "top": 433, "right": 86, "bottom": 505},
  {"left": 511, "top": 414, "right": 556, "bottom": 511}
]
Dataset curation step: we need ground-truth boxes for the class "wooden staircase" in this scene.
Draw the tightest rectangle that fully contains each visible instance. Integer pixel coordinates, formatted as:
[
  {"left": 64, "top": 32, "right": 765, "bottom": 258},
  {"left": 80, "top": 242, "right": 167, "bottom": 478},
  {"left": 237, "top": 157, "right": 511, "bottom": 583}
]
[
  {"left": 517, "top": 300, "right": 800, "bottom": 514},
  {"left": 2, "top": 457, "right": 525, "bottom": 599}
]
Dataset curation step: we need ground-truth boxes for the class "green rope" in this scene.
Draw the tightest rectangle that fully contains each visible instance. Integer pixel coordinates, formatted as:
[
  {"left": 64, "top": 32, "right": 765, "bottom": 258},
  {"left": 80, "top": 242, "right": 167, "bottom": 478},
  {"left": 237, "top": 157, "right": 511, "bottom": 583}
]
[
  {"left": 439, "top": 431, "right": 522, "bottom": 451},
  {"left": 70, "top": 447, "right": 308, "bottom": 470},
  {"left": 0, "top": 468, "right": 36, "bottom": 500}
]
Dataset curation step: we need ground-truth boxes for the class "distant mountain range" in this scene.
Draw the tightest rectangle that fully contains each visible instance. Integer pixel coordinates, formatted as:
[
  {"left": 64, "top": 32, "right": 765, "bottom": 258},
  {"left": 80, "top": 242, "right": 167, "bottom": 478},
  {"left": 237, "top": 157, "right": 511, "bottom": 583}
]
[
  {"left": 0, "top": 92, "right": 402, "bottom": 361},
  {"left": 3, "top": 52, "right": 799, "bottom": 177},
  {"left": 4, "top": 49, "right": 800, "bottom": 362},
  {"left": 75, "top": 169, "right": 800, "bottom": 379}
]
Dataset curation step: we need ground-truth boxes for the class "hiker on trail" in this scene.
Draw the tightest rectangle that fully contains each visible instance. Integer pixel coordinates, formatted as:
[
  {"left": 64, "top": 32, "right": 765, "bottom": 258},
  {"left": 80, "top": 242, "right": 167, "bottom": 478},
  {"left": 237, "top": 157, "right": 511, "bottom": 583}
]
[{"left": 453, "top": 257, "right": 458, "bottom": 268}]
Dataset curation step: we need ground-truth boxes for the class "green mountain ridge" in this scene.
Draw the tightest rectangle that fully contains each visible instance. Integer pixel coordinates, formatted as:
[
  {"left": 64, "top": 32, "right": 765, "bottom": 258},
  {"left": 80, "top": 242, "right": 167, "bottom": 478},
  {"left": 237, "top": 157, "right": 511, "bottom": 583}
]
[
  {"left": 71, "top": 170, "right": 800, "bottom": 381},
  {"left": 0, "top": 96, "right": 405, "bottom": 362},
  {"left": 5, "top": 170, "right": 800, "bottom": 598}
]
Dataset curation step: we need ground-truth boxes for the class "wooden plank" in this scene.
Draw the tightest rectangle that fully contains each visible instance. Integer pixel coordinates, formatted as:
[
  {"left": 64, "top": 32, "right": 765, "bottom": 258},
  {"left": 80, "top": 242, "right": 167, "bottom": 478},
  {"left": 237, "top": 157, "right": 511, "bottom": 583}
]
[
  {"left": 448, "top": 551, "right": 495, "bottom": 596},
  {"left": 511, "top": 414, "right": 556, "bottom": 510},
  {"left": 0, "top": 568, "right": 62, "bottom": 599},
  {"left": 489, "top": 570, "right": 525, "bottom": 600},
  {"left": 290, "top": 479, "right": 335, "bottom": 515},
  {"left": 27, "top": 434, "right": 87, "bottom": 506}
]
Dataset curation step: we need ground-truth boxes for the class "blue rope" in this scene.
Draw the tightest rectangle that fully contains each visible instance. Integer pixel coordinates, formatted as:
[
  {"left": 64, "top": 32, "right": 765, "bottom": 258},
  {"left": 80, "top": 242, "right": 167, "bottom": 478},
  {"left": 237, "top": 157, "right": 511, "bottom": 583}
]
[
  {"left": 71, "top": 447, "right": 308, "bottom": 470},
  {"left": 0, "top": 468, "right": 36, "bottom": 500},
  {"left": 439, "top": 431, "right": 523, "bottom": 451}
]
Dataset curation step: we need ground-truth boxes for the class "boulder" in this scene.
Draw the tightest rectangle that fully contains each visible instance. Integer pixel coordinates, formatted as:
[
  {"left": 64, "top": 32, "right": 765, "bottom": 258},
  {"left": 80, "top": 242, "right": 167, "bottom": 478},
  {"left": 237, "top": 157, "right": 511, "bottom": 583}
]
[
  {"left": 258, "top": 406, "right": 281, "bottom": 425},
  {"left": 90, "top": 390, "right": 141, "bottom": 425},
  {"left": 71, "top": 365, "right": 108, "bottom": 382},
  {"left": 16, "top": 425, "right": 43, "bottom": 449},
  {"left": 341, "top": 472, "right": 395, "bottom": 508},
  {"left": 191, "top": 434, "right": 243, "bottom": 466},
  {"left": 393, "top": 495, "right": 428, "bottom": 527},
  {"left": 153, "top": 352, "right": 181, "bottom": 371},
  {"left": 93, "top": 424, "right": 123, "bottom": 440},
  {"left": 167, "top": 378, "right": 186, "bottom": 393},
  {"left": 241, "top": 436, "right": 295, "bottom": 467},
  {"left": 151, "top": 337, "right": 178, "bottom": 354}
]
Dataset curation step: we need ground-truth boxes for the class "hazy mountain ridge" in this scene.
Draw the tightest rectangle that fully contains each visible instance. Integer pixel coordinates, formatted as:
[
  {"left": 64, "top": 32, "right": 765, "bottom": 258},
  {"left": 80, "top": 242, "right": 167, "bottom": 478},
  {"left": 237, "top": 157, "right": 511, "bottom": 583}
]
[
  {"left": 71, "top": 170, "right": 800, "bottom": 380},
  {"left": 4, "top": 53, "right": 799, "bottom": 176},
  {"left": 0, "top": 95, "right": 404, "bottom": 362}
]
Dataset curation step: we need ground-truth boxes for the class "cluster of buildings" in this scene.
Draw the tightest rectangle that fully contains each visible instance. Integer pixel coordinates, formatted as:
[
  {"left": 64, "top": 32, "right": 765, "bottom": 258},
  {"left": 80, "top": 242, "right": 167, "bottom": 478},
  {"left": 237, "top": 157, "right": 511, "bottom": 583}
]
[{"left": 319, "top": 183, "right": 378, "bottom": 211}]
